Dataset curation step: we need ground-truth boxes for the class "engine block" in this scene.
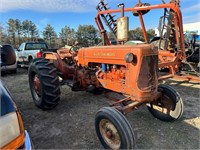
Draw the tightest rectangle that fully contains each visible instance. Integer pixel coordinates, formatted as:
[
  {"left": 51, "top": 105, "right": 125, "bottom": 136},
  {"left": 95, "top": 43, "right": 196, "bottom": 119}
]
[{"left": 77, "top": 44, "right": 158, "bottom": 102}]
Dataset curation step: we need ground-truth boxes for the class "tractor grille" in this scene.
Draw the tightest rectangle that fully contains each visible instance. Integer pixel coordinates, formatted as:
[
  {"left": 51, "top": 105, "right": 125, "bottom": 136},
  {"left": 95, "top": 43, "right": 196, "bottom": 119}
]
[{"left": 138, "top": 55, "right": 158, "bottom": 92}]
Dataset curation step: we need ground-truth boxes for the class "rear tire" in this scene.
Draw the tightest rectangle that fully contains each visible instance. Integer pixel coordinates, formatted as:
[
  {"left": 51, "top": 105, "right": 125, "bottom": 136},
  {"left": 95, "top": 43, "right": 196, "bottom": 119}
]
[
  {"left": 28, "top": 58, "right": 60, "bottom": 110},
  {"left": 95, "top": 107, "right": 135, "bottom": 149},
  {"left": 147, "top": 84, "right": 184, "bottom": 121},
  {"left": 28, "top": 57, "right": 33, "bottom": 65}
]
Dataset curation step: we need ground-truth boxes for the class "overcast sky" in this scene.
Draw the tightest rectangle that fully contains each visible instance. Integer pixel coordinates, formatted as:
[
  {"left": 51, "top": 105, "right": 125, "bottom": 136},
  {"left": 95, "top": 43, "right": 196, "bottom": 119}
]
[{"left": 0, "top": 0, "right": 199, "bottom": 33}]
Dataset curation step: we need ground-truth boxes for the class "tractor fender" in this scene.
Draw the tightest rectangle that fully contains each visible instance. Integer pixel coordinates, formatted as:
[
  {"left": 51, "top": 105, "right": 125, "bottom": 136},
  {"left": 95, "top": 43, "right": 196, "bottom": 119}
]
[{"left": 42, "top": 52, "right": 67, "bottom": 75}]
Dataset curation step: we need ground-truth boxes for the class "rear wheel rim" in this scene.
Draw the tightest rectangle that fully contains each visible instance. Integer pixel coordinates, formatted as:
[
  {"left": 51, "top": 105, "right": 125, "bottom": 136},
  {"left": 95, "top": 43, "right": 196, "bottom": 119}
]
[
  {"left": 33, "top": 74, "right": 41, "bottom": 99},
  {"left": 99, "top": 119, "right": 121, "bottom": 150},
  {"left": 151, "top": 94, "right": 173, "bottom": 115},
  {"left": 151, "top": 94, "right": 183, "bottom": 119}
]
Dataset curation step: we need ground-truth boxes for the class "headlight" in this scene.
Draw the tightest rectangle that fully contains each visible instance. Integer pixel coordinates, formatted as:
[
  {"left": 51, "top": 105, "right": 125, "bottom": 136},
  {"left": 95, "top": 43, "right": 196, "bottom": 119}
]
[
  {"left": 125, "top": 53, "right": 137, "bottom": 64},
  {"left": 0, "top": 112, "right": 20, "bottom": 148}
]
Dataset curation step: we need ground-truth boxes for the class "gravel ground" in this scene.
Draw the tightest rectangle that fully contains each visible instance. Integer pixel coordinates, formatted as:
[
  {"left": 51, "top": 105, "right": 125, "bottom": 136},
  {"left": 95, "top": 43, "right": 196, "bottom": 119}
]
[{"left": 1, "top": 68, "right": 200, "bottom": 149}]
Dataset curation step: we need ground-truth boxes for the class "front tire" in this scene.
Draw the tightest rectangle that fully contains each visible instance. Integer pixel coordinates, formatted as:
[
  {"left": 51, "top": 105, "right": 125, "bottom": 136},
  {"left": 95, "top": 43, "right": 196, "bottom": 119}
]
[
  {"left": 95, "top": 107, "right": 135, "bottom": 149},
  {"left": 147, "top": 84, "right": 184, "bottom": 121},
  {"left": 28, "top": 58, "right": 60, "bottom": 110}
]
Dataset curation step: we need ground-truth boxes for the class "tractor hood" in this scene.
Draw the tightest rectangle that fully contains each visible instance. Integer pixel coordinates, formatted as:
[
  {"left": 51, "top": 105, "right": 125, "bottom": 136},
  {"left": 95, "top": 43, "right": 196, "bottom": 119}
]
[{"left": 77, "top": 44, "right": 157, "bottom": 66}]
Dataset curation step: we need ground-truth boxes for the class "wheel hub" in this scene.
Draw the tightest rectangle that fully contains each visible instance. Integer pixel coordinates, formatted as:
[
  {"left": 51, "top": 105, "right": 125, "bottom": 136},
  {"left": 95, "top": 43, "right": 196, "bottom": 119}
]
[
  {"left": 34, "top": 75, "right": 41, "bottom": 96},
  {"left": 99, "top": 119, "right": 121, "bottom": 150},
  {"left": 106, "top": 129, "right": 113, "bottom": 139}
]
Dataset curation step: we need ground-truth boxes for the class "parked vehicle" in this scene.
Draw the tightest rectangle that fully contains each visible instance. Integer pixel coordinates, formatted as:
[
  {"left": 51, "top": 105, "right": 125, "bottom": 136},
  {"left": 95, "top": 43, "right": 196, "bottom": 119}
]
[
  {"left": 0, "top": 80, "right": 33, "bottom": 149},
  {"left": 16, "top": 42, "right": 49, "bottom": 67},
  {"left": 0, "top": 43, "right": 33, "bottom": 149},
  {"left": 0, "top": 44, "right": 17, "bottom": 74}
]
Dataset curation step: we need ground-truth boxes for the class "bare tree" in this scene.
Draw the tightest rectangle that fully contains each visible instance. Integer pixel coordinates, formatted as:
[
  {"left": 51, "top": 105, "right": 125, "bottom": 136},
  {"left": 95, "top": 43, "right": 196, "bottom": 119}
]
[
  {"left": 0, "top": 22, "right": 8, "bottom": 44},
  {"left": 7, "top": 19, "right": 16, "bottom": 45},
  {"left": 14, "top": 19, "right": 22, "bottom": 47}
]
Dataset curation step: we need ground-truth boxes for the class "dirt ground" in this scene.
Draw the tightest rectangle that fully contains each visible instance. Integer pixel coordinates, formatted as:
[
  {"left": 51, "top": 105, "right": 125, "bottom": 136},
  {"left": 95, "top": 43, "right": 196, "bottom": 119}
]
[{"left": 1, "top": 68, "right": 200, "bottom": 149}]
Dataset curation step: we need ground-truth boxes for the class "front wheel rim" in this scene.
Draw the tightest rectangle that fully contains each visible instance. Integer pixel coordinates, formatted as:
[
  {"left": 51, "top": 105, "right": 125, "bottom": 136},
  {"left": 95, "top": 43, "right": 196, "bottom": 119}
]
[{"left": 99, "top": 119, "right": 121, "bottom": 150}]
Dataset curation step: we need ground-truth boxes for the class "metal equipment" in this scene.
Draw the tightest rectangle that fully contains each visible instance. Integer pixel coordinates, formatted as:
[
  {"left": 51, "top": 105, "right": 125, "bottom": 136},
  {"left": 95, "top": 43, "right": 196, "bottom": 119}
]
[
  {"left": 28, "top": 0, "right": 186, "bottom": 149},
  {"left": 96, "top": 0, "right": 200, "bottom": 83}
]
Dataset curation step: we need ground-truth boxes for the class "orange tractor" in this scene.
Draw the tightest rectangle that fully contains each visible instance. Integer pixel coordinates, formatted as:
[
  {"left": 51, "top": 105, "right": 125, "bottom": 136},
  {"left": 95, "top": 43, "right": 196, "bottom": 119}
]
[{"left": 28, "top": 0, "right": 185, "bottom": 149}]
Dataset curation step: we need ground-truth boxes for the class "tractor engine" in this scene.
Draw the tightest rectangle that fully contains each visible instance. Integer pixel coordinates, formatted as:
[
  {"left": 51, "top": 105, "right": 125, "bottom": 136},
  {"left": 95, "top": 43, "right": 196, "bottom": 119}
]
[
  {"left": 75, "top": 60, "right": 127, "bottom": 90},
  {"left": 76, "top": 44, "right": 158, "bottom": 102}
]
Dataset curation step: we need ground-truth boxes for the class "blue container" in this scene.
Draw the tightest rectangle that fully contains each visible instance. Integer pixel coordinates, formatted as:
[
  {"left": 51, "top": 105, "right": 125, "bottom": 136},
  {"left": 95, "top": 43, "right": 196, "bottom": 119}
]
[{"left": 101, "top": 64, "right": 106, "bottom": 71}]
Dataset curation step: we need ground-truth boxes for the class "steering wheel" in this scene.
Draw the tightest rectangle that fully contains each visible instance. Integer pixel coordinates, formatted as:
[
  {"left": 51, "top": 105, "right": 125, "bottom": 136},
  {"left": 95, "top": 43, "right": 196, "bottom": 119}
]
[{"left": 69, "top": 42, "right": 85, "bottom": 55}]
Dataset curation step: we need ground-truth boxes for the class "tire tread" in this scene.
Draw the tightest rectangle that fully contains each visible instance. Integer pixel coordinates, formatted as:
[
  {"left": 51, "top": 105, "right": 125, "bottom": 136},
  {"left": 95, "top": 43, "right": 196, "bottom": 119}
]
[{"left": 28, "top": 58, "right": 60, "bottom": 110}]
